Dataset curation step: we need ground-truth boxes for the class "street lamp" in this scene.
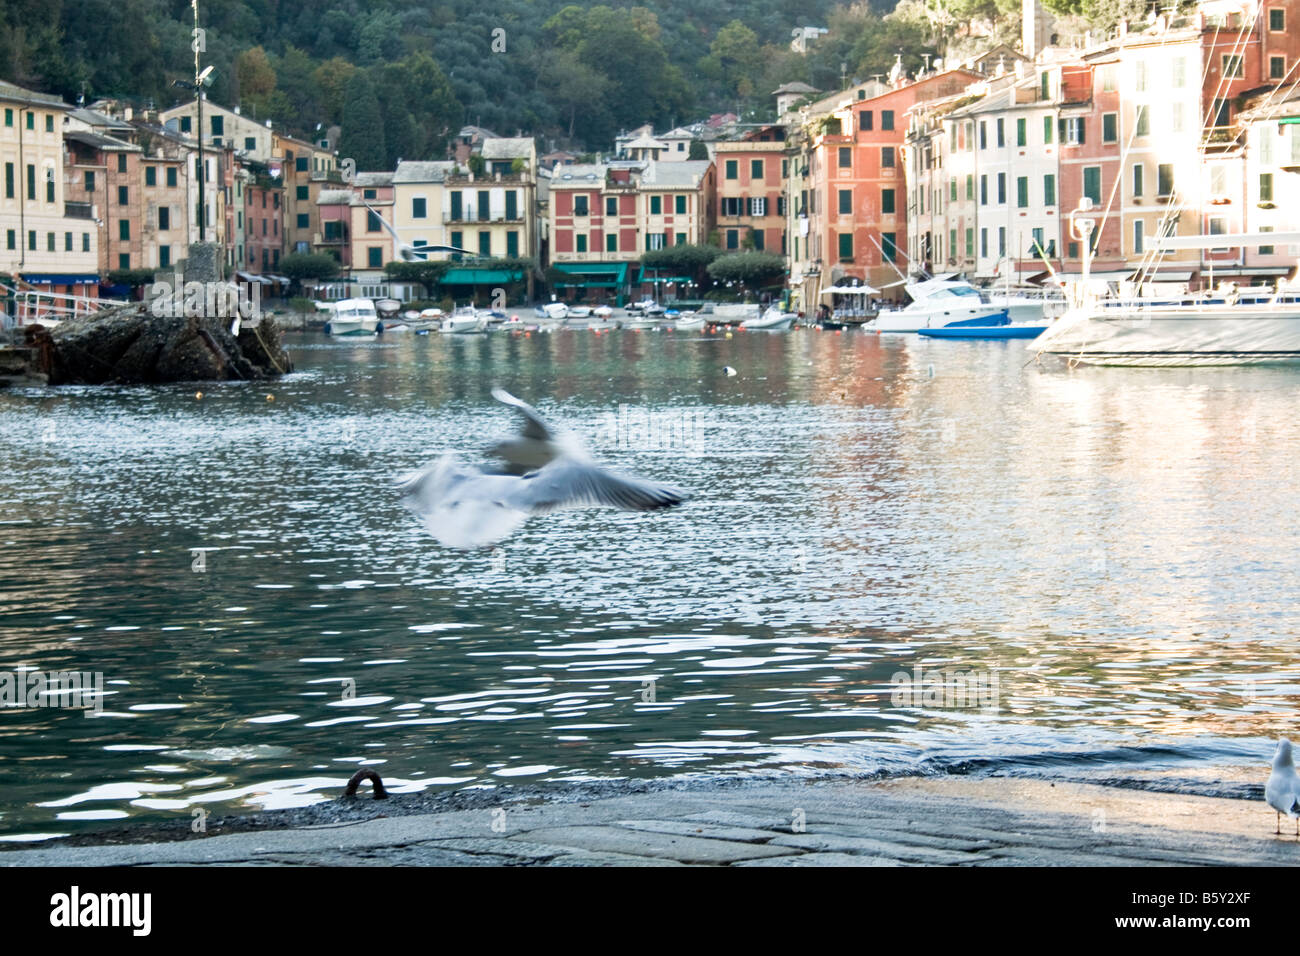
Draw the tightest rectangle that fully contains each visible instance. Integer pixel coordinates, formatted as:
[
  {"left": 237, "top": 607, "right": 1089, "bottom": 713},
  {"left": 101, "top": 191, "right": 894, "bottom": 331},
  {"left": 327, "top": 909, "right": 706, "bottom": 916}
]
[{"left": 174, "top": 1, "right": 213, "bottom": 243}]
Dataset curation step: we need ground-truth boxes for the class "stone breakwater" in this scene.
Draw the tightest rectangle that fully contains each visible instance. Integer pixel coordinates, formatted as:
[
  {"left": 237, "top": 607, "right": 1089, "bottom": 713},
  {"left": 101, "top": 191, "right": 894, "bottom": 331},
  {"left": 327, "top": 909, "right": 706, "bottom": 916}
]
[{"left": 22, "top": 302, "right": 292, "bottom": 385}]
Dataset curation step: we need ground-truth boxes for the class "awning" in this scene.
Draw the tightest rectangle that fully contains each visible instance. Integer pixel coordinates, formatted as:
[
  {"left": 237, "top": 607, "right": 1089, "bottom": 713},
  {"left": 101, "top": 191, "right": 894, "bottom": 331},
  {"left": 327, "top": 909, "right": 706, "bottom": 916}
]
[
  {"left": 441, "top": 268, "right": 523, "bottom": 285},
  {"left": 1132, "top": 269, "right": 1195, "bottom": 282},
  {"left": 822, "top": 283, "right": 879, "bottom": 294},
  {"left": 19, "top": 273, "right": 100, "bottom": 285},
  {"left": 1197, "top": 266, "right": 1292, "bottom": 277},
  {"left": 636, "top": 266, "right": 690, "bottom": 284},
  {"left": 552, "top": 262, "right": 628, "bottom": 288}
]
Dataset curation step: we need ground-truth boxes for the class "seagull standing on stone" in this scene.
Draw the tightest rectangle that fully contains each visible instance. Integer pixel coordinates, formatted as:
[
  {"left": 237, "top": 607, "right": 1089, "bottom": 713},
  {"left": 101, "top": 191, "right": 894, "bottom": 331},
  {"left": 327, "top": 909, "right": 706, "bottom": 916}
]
[
  {"left": 397, "top": 388, "right": 690, "bottom": 549},
  {"left": 1265, "top": 737, "right": 1300, "bottom": 836}
]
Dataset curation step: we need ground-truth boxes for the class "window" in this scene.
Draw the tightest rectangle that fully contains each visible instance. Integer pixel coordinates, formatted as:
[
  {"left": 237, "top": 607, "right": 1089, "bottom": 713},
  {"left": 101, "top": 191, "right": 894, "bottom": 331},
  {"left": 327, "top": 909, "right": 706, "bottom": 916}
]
[
  {"left": 1172, "top": 57, "right": 1186, "bottom": 88},
  {"left": 858, "top": 110, "right": 874, "bottom": 132},
  {"left": 245, "top": 137, "right": 256, "bottom": 151},
  {"left": 1135, "top": 61, "right": 1147, "bottom": 92},
  {"left": 297, "top": 213, "right": 309, "bottom": 228},
  {"left": 1260, "top": 225, "right": 1275, "bottom": 255},
  {"left": 477, "top": 190, "right": 489, "bottom": 220},
  {"left": 981, "top": 228, "right": 988, "bottom": 258},
  {"left": 996, "top": 118, "right": 1005, "bottom": 147},
  {"left": 449, "top": 230, "right": 462, "bottom": 254},
  {"left": 1016, "top": 118, "right": 1027, "bottom": 147},
  {"left": 1157, "top": 163, "right": 1174, "bottom": 197},
  {"left": 118, "top": 253, "right": 129, "bottom": 269},
  {"left": 82, "top": 233, "right": 89, "bottom": 252},
  {"left": 838, "top": 189, "right": 852, "bottom": 214},
  {"left": 1043, "top": 174, "right": 1056, "bottom": 206},
  {"left": 1135, "top": 105, "right": 1149, "bottom": 136},
  {"left": 721, "top": 196, "right": 741, "bottom": 217},
  {"left": 997, "top": 173, "right": 1006, "bottom": 204},
  {"left": 1083, "top": 166, "right": 1101, "bottom": 204},
  {"left": 751, "top": 159, "right": 763, "bottom": 179},
  {"left": 1261, "top": 173, "right": 1274, "bottom": 202},
  {"left": 118, "top": 185, "right": 128, "bottom": 206},
  {"left": 119, "top": 219, "right": 130, "bottom": 240},
  {"left": 210, "top": 115, "right": 223, "bottom": 137},
  {"left": 1043, "top": 116, "right": 1053, "bottom": 144},
  {"left": 368, "top": 247, "right": 383, "bottom": 268},
  {"left": 159, "top": 244, "right": 171, "bottom": 268},
  {"left": 574, "top": 195, "right": 588, "bottom": 216},
  {"left": 5, "top": 229, "right": 12, "bottom": 250},
  {"left": 1270, "top": 7, "right": 1285, "bottom": 30},
  {"left": 476, "top": 232, "right": 490, "bottom": 257},
  {"left": 1271, "top": 56, "right": 1286, "bottom": 80},
  {"left": 450, "top": 191, "right": 463, "bottom": 220},
  {"left": 179, "top": 116, "right": 191, "bottom": 133},
  {"left": 725, "top": 159, "right": 738, "bottom": 179},
  {"left": 145, "top": 166, "right": 156, "bottom": 187},
  {"left": 881, "top": 232, "right": 897, "bottom": 262},
  {"left": 2, "top": 108, "right": 9, "bottom": 127},
  {"left": 412, "top": 196, "right": 427, "bottom": 219},
  {"left": 45, "top": 231, "right": 54, "bottom": 252},
  {"left": 881, "top": 110, "right": 894, "bottom": 131},
  {"left": 1222, "top": 54, "right": 1244, "bottom": 78},
  {"left": 296, "top": 157, "right": 308, "bottom": 172},
  {"left": 881, "top": 147, "right": 894, "bottom": 168},
  {"left": 576, "top": 233, "right": 587, "bottom": 253},
  {"left": 998, "top": 227, "right": 1006, "bottom": 256},
  {"left": 838, "top": 233, "right": 853, "bottom": 261},
  {"left": 367, "top": 210, "right": 382, "bottom": 233},
  {"left": 26, "top": 164, "right": 34, "bottom": 200},
  {"left": 949, "top": 179, "right": 957, "bottom": 203},
  {"left": 1209, "top": 216, "right": 1227, "bottom": 250},
  {"left": 670, "top": 194, "right": 683, "bottom": 215},
  {"left": 966, "top": 174, "right": 973, "bottom": 200},
  {"left": 751, "top": 230, "right": 764, "bottom": 251},
  {"left": 838, "top": 147, "right": 852, "bottom": 168},
  {"left": 296, "top": 185, "right": 309, "bottom": 200},
  {"left": 1133, "top": 164, "right": 1144, "bottom": 197},
  {"left": 44, "top": 112, "right": 54, "bottom": 130},
  {"left": 1062, "top": 117, "right": 1086, "bottom": 145},
  {"left": 64, "top": 231, "right": 72, "bottom": 251},
  {"left": 1102, "top": 113, "right": 1118, "bottom": 143},
  {"left": 27, "top": 230, "right": 35, "bottom": 250},
  {"left": 1171, "top": 103, "right": 1185, "bottom": 133},
  {"left": 1017, "top": 176, "right": 1029, "bottom": 208},
  {"left": 949, "top": 229, "right": 956, "bottom": 257},
  {"left": 746, "top": 197, "right": 763, "bottom": 217},
  {"left": 965, "top": 228, "right": 974, "bottom": 258},
  {"left": 25, "top": 111, "right": 33, "bottom": 130},
  {"left": 605, "top": 196, "right": 617, "bottom": 216},
  {"left": 882, "top": 189, "right": 895, "bottom": 215},
  {"left": 506, "top": 231, "right": 519, "bottom": 257},
  {"left": 606, "top": 234, "right": 617, "bottom": 252},
  {"left": 979, "top": 121, "right": 987, "bottom": 149},
  {"left": 980, "top": 175, "right": 988, "bottom": 206},
  {"left": 1133, "top": 220, "right": 1144, "bottom": 254},
  {"left": 726, "top": 229, "right": 738, "bottom": 249},
  {"left": 159, "top": 207, "right": 170, "bottom": 230},
  {"left": 46, "top": 174, "right": 54, "bottom": 204},
  {"left": 166, "top": 167, "right": 177, "bottom": 188},
  {"left": 650, "top": 195, "right": 661, "bottom": 215},
  {"left": 505, "top": 191, "right": 518, "bottom": 220},
  {"left": 117, "top": 154, "right": 127, "bottom": 174},
  {"left": 82, "top": 169, "right": 93, "bottom": 193}
]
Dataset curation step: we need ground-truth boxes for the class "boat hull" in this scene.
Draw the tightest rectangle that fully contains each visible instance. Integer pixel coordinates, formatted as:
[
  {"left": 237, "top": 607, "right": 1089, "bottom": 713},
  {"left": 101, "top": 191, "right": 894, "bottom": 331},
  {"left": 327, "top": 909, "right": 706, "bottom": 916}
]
[
  {"left": 870, "top": 306, "right": 1008, "bottom": 332},
  {"left": 1033, "top": 304, "right": 1300, "bottom": 366},
  {"left": 920, "top": 325, "right": 1046, "bottom": 339}
]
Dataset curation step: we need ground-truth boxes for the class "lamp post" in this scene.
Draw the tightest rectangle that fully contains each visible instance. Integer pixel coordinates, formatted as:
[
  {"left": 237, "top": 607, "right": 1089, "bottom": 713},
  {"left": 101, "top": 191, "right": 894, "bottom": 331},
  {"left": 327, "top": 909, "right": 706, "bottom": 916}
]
[{"left": 174, "top": 0, "right": 213, "bottom": 244}]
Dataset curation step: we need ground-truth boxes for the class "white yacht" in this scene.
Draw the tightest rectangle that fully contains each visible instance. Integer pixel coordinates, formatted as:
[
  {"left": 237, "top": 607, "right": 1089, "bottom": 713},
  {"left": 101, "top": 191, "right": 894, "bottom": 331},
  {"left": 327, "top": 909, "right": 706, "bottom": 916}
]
[
  {"left": 324, "top": 298, "right": 380, "bottom": 336},
  {"left": 440, "top": 306, "right": 487, "bottom": 334},
  {"left": 1034, "top": 232, "right": 1300, "bottom": 367},
  {"left": 740, "top": 306, "right": 797, "bottom": 330},
  {"left": 869, "top": 279, "right": 1009, "bottom": 332}
]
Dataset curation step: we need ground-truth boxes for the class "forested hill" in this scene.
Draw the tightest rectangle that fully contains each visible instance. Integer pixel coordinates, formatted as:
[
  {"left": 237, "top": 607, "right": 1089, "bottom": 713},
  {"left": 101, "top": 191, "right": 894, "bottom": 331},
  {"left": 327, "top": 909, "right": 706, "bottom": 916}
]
[{"left": 0, "top": 0, "right": 950, "bottom": 163}]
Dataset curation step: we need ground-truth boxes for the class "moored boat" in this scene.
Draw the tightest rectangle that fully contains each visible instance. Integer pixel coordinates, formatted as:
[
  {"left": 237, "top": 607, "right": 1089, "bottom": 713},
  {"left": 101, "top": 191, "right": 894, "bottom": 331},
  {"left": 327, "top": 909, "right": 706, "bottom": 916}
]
[{"left": 324, "top": 298, "right": 380, "bottom": 336}]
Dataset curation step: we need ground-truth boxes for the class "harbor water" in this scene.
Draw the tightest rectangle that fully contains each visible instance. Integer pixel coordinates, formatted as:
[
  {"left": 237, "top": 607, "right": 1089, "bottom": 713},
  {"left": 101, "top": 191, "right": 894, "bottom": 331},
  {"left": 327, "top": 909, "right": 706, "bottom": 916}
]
[{"left": 0, "top": 328, "right": 1297, "bottom": 839}]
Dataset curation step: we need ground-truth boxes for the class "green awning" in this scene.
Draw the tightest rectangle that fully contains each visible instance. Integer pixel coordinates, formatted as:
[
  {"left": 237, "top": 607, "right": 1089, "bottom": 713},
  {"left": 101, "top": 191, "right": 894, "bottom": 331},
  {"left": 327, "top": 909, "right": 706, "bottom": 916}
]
[
  {"left": 551, "top": 262, "right": 628, "bottom": 288},
  {"left": 636, "top": 267, "right": 691, "bottom": 283},
  {"left": 441, "top": 268, "right": 523, "bottom": 285}
]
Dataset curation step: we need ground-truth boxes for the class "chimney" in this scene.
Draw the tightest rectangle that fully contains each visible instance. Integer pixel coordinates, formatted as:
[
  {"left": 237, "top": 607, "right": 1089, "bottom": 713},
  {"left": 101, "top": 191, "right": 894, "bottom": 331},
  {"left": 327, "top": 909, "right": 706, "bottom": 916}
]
[{"left": 234, "top": 105, "right": 241, "bottom": 115}]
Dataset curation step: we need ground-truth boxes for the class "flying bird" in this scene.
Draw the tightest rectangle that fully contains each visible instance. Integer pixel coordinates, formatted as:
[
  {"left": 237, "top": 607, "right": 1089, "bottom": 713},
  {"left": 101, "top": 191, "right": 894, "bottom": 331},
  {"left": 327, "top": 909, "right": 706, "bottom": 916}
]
[
  {"left": 397, "top": 388, "right": 690, "bottom": 549},
  {"left": 1265, "top": 738, "right": 1300, "bottom": 836},
  {"left": 360, "top": 200, "right": 475, "bottom": 262}
]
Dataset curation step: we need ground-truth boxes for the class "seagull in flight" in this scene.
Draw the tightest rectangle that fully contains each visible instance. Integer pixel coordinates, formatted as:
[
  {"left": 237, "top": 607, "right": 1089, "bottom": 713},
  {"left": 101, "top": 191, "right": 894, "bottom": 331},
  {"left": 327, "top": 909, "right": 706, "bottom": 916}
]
[
  {"left": 397, "top": 389, "right": 690, "bottom": 548},
  {"left": 1266, "top": 738, "right": 1300, "bottom": 836},
  {"left": 360, "top": 200, "right": 475, "bottom": 262}
]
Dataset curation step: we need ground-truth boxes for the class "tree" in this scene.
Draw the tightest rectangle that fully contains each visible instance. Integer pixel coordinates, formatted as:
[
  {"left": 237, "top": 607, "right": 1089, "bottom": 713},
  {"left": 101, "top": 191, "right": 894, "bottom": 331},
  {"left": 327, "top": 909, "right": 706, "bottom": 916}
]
[
  {"left": 280, "top": 252, "right": 341, "bottom": 283},
  {"left": 235, "top": 46, "right": 276, "bottom": 116},
  {"left": 706, "top": 252, "right": 786, "bottom": 295},
  {"left": 384, "top": 260, "right": 449, "bottom": 298},
  {"left": 312, "top": 57, "right": 358, "bottom": 122},
  {"left": 705, "top": 20, "right": 764, "bottom": 99},
  {"left": 338, "top": 71, "right": 386, "bottom": 171},
  {"left": 641, "top": 243, "right": 721, "bottom": 288},
  {"left": 688, "top": 140, "right": 708, "bottom": 160}
]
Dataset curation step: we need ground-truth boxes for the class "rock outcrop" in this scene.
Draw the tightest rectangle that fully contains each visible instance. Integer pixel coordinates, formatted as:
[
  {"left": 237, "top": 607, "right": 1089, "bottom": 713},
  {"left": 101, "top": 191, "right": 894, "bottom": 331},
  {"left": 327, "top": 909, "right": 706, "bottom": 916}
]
[{"left": 26, "top": 304, "right": 292, "bottom": 385}]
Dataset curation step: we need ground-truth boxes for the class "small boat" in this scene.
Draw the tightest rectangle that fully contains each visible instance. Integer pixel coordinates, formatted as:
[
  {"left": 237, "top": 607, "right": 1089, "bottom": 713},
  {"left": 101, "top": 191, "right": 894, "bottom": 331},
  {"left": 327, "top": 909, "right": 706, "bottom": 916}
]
[
  {"left": 675, "top": 313, "right": 706, "bottom": 331},
  {"left": 592, "top": 305, "right": 614, "bottom": 319},
  {"left": 441, "top": 307, "right": 486, "bottom": 334},
  {"left": 870, "top": 279, "right": 1008, "bottom": 332},
  {"left": 919, "top": 324, "right": 1046, "bottom": 339},
  {"left": 740, "top": 307, "right": 797, "bottom": 331},
  {"left": 567, "top": 305, "right": 592, "bottom": 318},
  {"left": 324, "top": 298, "right": 380, "bottom": 336},
  {"left": 374, "top": 298, "right": 402, "bottom": 317},
  {"left": 627, "top": 298, "right": 664, "bottom": 316}
]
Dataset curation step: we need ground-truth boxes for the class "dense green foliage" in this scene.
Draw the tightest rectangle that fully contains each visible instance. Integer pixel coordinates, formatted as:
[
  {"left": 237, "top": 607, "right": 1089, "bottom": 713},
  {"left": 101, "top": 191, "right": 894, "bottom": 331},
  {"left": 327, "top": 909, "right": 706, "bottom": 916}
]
[
  {"left": 279, "top": 252, "right": 341, "bottom": 280},
  {"left": 706, "top": 251, "right": 786, "bottom": 290},
  {"left": 0, "top": 0, "right": 949, "bottom": 158}
]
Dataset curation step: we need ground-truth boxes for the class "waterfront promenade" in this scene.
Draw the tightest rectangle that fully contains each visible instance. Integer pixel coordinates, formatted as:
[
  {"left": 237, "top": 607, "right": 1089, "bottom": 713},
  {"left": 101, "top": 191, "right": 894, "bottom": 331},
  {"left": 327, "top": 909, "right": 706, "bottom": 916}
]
[{"left": 3, "top": 776, "right": 1294, "bottom": 867}]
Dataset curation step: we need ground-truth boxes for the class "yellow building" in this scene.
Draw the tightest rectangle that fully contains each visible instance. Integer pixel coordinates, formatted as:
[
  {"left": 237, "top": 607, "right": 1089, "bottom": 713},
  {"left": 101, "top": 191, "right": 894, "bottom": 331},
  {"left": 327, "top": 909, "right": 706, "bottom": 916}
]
[
  {"left": 0, "top": 79, "right": 99, "bottom": 307},
  {"left": 273, "top": 130, "right": 337, "bottom": 255}
]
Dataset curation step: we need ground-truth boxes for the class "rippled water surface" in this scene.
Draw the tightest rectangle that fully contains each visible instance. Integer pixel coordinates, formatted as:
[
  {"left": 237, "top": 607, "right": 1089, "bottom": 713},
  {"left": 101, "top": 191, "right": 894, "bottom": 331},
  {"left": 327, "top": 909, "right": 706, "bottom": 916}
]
[{"left": 1, "top": 329, "right": 1298, "bottom": 838}]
